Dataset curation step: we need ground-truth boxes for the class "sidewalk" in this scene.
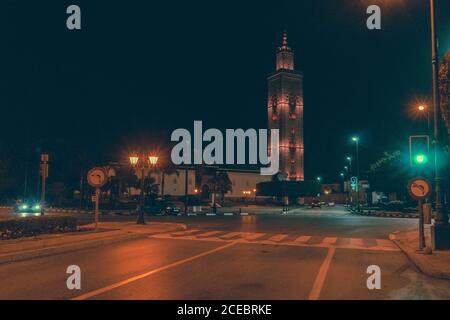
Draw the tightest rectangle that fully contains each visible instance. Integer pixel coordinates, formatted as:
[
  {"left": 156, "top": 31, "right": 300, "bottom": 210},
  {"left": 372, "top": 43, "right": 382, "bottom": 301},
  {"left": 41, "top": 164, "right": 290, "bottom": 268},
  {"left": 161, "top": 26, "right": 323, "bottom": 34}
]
[
  {"left": 0, "top": 221, "right": 186, "bottom": 265},
  {"left": 393, "top": 227, "right": 450, "bottom": 280}
]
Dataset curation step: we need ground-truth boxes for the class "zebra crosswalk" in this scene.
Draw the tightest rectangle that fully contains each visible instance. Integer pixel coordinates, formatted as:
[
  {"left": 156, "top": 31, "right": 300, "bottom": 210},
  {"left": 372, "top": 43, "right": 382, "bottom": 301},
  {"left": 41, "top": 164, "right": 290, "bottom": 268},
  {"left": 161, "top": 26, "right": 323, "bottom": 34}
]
[{"left": 150, "top": 229, "right": 399, "bottom": 252}]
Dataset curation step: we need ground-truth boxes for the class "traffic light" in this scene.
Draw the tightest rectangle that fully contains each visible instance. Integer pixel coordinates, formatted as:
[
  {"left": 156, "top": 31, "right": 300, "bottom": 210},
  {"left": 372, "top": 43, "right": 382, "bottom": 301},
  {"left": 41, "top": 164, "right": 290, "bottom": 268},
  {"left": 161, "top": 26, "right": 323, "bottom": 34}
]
[{"left": 409, "top": 135, "right": 430, "bottom": 167}]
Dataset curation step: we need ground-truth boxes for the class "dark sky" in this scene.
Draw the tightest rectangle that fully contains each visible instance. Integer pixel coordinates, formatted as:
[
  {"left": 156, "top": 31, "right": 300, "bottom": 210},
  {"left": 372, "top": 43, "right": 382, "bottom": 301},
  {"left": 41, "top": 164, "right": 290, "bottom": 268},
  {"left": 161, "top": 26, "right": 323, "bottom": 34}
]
[{"left": 1, "top": 0, "right": 450, "bottom": 183}]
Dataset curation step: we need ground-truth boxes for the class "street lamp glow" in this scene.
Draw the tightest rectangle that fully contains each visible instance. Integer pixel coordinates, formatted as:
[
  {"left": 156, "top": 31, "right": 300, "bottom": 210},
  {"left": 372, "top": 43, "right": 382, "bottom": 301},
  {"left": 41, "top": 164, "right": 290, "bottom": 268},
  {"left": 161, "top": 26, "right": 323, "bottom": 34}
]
[
  {"left": 418, "top": 105, "right": 426, "bottom": 111},
  {"left": 351, "top": 136, "right": 359, "bottom": 142},
  {"left": 129, "top": 155, "right": 139, "bottom": 167},
  {"left": 340, "top": 172, "right": 344, "bottom": 177},
  {"left": 148, "top": 155, "right": 159, "bottom": 166},
  {"left": 316, "top": 176, "right": 322, "bottom": 182},
  {"left": 346, "top": 156, "right": 352, "bottom": 162}
]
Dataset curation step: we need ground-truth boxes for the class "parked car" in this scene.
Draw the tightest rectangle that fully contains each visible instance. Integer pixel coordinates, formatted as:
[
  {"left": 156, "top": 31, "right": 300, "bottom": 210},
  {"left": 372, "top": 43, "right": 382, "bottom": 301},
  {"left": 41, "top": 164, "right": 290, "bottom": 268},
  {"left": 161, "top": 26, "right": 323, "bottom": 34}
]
[
  {"left": 311, "top": 200, "right": 321, "bottom": 208},
  {"left": 160, "top": 205, "right": 181, "bottom": 216}
]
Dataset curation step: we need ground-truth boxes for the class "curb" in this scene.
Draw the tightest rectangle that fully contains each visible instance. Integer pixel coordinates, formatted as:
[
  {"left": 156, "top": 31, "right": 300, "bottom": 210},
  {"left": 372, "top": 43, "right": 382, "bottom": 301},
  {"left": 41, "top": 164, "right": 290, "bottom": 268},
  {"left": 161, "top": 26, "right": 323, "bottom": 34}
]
[
  {"left": 350, "top": 210, "right": 418, "bottom": 219},
  {"left": 393, "top": 239, "right": 450, "bottom": 280},
  {"left": 0, "top": 232, "right": 145, "bottom": 265}
]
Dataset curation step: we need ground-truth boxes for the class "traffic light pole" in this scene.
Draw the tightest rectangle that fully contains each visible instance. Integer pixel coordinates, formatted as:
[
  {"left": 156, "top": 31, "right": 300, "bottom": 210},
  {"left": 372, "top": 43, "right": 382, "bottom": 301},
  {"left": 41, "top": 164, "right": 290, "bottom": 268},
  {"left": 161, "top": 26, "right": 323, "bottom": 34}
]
[
  {"left": 355, "top": 140, "right": 360, "bottom": 213},
  {"left": 430, "top": 0, "right": 450, "bottom": 249}
]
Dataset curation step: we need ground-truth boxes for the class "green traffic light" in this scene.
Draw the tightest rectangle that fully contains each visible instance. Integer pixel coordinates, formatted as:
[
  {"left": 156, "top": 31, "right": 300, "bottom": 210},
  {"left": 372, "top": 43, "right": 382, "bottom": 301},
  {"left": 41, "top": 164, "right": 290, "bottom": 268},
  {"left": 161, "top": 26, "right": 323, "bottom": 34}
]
[{"left": 414, "top": 153, "right": 428, "bottom": 165}]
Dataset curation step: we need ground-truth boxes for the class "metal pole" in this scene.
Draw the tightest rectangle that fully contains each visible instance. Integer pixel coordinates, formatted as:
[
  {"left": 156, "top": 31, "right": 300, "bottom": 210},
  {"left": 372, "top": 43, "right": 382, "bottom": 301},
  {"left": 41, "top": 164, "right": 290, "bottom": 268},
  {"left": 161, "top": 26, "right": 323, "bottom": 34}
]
[
  {"left": 95, "top": 188, "right": 100, "bottom": 230},
  {"left": 430, "top": 0, "right": 450, "bottom": 249},
  {"left": 184, "top": 167, "right": 188, "bottom": 214},
  {"left": 212, "top": 170, "right": 217, "bottom": 214},
  {"left": 419, "top": 199, "right": 425, "bottom": 250},
  {"left": 356, "top": 140, "right": 360, "bottom": 212},
  {"left": 137, "top": 167, "right": 145, "bottom": 225}
]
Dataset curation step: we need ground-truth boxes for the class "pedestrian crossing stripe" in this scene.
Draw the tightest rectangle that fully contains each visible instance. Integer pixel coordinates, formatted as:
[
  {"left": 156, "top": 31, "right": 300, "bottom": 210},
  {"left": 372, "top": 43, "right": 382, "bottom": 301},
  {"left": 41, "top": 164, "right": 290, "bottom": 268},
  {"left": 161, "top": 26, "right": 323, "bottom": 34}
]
[{"left": 151, "top": 230, "right": 400, "bottom": 252}]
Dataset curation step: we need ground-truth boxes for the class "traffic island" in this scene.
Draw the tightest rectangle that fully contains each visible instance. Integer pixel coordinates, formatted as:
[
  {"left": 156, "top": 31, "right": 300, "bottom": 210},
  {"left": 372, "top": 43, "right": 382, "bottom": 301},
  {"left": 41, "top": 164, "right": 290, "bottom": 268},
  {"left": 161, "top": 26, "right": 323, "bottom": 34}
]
[
  {"left": 0, "top": 221, "right": 187, "bottom": 265},
  {"left": 392, "top": 228, "right": 450, "bottom": 280}
]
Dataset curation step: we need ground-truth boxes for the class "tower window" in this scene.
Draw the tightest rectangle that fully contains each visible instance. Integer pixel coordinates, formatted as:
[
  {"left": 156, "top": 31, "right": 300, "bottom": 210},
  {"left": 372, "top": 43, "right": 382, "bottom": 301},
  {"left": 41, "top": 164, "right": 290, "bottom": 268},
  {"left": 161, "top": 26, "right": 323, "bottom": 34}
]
[
  {"left": 289, "top": 95, "right": 296, "bottom": 114},
  {"left": 271, "top": 95, "right": 278, "bottom": 113}
]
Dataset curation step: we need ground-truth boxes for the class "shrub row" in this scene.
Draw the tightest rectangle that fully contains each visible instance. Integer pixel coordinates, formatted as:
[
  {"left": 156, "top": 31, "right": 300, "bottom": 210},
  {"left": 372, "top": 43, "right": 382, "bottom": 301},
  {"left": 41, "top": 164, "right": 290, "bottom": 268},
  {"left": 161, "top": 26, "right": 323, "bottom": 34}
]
[{"left": 0, "top": 216, "right": 77, "bottom": 240}]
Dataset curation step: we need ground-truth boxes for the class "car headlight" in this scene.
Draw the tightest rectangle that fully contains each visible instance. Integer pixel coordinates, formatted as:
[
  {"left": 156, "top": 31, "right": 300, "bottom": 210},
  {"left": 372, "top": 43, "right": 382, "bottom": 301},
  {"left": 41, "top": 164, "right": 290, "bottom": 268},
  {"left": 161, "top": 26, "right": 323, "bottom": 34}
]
[
  {"left": 33, "top": 204, "right": 41, "bottom": 210},
  {"left": 21, "top": 204, "right": 28, "bottom": 210}
]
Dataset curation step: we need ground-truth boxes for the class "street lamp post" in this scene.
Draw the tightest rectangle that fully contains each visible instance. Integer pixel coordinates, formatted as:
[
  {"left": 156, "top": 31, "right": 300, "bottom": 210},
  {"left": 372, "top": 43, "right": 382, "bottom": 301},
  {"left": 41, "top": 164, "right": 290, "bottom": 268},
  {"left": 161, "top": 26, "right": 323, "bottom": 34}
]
[
  {"left": 429, "top": 0, "right": 449, "bottom": 249},
  {"left": 352, "top": 137, "right": 360, "bottom": 212},
  {"left": 129, "top": 153, "right": 159, "bottom": 225},
  {"left": 346, "top": 156, "right": 353, "bottom": 207}
]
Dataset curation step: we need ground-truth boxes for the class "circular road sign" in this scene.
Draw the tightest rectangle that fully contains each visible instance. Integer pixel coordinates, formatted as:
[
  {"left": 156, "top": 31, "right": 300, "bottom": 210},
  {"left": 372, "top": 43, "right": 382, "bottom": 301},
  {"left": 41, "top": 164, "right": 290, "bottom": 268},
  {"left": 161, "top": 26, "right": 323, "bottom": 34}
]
[
  {"left": 87, "top": 167, "right": 108, "bottom": 188},
  {"left": 407, "top": 177, "right": 431, "bottom": 200}
]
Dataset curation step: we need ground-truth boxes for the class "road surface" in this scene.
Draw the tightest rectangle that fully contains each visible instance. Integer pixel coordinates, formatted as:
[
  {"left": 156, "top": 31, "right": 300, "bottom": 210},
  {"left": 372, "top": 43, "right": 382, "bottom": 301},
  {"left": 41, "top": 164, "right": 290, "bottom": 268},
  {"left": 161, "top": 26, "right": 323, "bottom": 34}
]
[{"left": 0, "top": 206, "right": 449, "bottom": 299}]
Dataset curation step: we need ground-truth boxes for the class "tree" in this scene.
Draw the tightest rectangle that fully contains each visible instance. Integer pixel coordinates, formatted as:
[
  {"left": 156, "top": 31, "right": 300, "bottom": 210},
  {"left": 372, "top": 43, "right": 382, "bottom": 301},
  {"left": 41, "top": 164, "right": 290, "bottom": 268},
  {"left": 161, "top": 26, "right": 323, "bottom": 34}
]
[
  {"left": 207, "top": 171, "right": 232, "bottom": 205},
  {"left": 367, "top": 151, "right": 412, "bottom": 199}
]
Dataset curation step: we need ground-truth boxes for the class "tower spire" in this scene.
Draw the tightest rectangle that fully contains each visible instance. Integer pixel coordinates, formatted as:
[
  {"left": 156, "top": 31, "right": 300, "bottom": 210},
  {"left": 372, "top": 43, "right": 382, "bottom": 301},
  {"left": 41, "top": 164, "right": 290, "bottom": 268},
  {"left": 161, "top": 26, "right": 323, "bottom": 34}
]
[
  {"left": 281, "top": 31, "right": 289, "bottom": 50},
  {"left": 276, "top": 31, "right": 294, "bottom": 70}
]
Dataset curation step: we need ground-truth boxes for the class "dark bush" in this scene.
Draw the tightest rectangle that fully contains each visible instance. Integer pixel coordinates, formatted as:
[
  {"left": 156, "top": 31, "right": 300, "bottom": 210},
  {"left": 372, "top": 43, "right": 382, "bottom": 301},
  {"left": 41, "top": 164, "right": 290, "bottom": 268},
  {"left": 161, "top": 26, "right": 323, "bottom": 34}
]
[{"left": 0, "top": 216, "right": 77, "bottom": 240}]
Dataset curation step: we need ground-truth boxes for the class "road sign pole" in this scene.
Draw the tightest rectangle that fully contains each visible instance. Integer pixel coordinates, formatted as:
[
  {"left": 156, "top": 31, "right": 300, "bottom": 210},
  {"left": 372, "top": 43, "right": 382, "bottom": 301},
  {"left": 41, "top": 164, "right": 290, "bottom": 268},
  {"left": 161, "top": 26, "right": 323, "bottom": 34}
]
[
  {"left": 95, "top": 188, "right": 100, "bottom": 230},
  {"left": 407, "top": 177, "right": 432, "bottom": 251},
  {"left": 418, "top": 199, "right": 425, "bottom": 251},
  {"left": 87, "top": 167, "right": 108, "bottom": 230}
]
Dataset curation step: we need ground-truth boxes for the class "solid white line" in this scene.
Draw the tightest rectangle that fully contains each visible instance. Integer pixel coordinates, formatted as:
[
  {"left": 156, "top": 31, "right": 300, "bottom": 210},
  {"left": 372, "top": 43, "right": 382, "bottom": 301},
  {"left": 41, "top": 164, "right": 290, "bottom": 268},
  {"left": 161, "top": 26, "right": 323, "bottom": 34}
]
[
  {"left": 71, "top": 241, "right": 237, "bottom": 300},
  {"left": 308, "top": 247, "right": 335, "bottom": 300}
]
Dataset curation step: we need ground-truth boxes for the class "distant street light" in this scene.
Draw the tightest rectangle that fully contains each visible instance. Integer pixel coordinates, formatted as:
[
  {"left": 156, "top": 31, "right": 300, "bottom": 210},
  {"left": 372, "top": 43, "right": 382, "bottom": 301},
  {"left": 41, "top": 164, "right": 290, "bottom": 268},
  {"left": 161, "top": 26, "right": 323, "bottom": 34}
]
[
  {"left": 417, "top": 104, "right": 431, "bottom": 131},
  {"left": 129, "top": 153, "right": 159, "bottom": 225}
]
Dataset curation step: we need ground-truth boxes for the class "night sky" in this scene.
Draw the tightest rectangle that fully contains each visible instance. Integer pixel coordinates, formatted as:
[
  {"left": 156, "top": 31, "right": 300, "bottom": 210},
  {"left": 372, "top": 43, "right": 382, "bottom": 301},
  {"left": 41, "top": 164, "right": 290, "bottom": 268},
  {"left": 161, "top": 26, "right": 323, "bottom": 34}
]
[{"left": 1, "top": 0, "right": 450, "bottom": 184}]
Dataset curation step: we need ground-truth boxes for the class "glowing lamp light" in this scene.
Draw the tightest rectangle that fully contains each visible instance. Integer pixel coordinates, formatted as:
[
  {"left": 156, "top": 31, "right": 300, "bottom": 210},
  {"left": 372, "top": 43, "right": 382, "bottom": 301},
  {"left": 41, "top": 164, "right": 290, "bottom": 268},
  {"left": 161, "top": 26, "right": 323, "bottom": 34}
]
[
  {"left": 351, "top": 136, "right": 359, "bottom": 142},
  {"left": 148, "top": 155, "right": 159, "bottom": 166},
  {"left": 414, "top": 153, "right": 428, "bottom": 165},
  {"left": 418, "top": 105, "right": 426, "bottom": 111},
  {"left": 129, "top": 155, "right": 139, "bottom": 167}
]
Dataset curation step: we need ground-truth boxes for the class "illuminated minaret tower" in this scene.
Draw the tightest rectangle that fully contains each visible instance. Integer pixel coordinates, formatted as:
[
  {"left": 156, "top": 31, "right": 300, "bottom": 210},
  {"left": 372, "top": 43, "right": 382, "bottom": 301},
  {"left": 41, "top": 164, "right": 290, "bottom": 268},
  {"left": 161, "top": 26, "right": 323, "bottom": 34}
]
[{"left": 267, "top": 32, "right": 304, "bottom": 181}]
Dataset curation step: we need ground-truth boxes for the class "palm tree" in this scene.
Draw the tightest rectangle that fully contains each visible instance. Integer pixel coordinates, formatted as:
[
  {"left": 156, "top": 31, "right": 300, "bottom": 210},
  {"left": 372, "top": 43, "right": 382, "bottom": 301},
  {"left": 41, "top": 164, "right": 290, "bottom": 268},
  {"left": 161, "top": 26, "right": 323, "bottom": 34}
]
[{"left": 208, "top": 170, "right": 232, "bottom": 206}]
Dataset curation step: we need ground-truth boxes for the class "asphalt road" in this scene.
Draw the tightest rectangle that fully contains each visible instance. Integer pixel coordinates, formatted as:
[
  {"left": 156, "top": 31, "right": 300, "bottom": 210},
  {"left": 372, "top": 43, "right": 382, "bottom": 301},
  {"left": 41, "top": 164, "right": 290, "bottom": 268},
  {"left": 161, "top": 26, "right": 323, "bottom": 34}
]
[{"left": 1, "top": 206, "right": 450, "bottom": 300}]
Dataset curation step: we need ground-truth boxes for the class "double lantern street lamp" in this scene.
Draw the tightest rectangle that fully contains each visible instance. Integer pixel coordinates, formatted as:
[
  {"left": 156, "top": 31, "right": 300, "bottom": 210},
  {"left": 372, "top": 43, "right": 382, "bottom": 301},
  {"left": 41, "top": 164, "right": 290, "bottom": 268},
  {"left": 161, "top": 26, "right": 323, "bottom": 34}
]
[{"left": 129, "top": 153, "right": 159, "bottom": 225}]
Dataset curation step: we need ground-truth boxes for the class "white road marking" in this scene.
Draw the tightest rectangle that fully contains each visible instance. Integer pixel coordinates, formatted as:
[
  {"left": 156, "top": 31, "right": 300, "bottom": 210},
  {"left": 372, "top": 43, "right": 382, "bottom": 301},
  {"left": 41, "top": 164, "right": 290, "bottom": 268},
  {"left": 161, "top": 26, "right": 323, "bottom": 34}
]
[
  {"left": 268, "top": 234, "right": 289, "bottom": 242},
  {"left": 308, "top": 247, "right": 335, "bottom": 300},
  {"left": 71, "top": 241, "right": 237, "bottom": 300},
  {"left": 149, "top": 231, "right": 399, "bottom": 252},
  {"left": 322, "top": 237, "right": 338, "bottom": 244},
  {"left": 242, "top": 233, "right": 266, "bottom": 241},
  {"left": 219, "top": 232, "right": 242, "bottom": 239},
  {"left": 350, "top": 238, "right": 365, "bottom": 247},
  {"left": 171, "top": 229, "right": 200, "bottom": 236},
  {"left": 196, "top": 231, "right": 224, "bottom": 238},
  {"left": 294, "top": 235, "right": 312, "bottom": 243}
]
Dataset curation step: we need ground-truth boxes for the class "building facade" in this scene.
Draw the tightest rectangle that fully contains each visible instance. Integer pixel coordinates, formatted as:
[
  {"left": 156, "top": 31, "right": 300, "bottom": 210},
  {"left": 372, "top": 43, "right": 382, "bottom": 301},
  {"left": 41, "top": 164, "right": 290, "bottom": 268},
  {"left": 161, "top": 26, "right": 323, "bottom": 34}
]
[{"left": 267, "top": 32, "right": 304, "bottom": 181}]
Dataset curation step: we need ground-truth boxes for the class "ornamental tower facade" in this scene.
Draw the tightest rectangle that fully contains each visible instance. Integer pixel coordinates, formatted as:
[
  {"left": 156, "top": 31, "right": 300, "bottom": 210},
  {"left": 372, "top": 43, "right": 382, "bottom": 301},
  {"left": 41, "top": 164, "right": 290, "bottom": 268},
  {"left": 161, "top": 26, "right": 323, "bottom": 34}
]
[{"left": 267, "top": 32, "right": 304, "bottom": 181}]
